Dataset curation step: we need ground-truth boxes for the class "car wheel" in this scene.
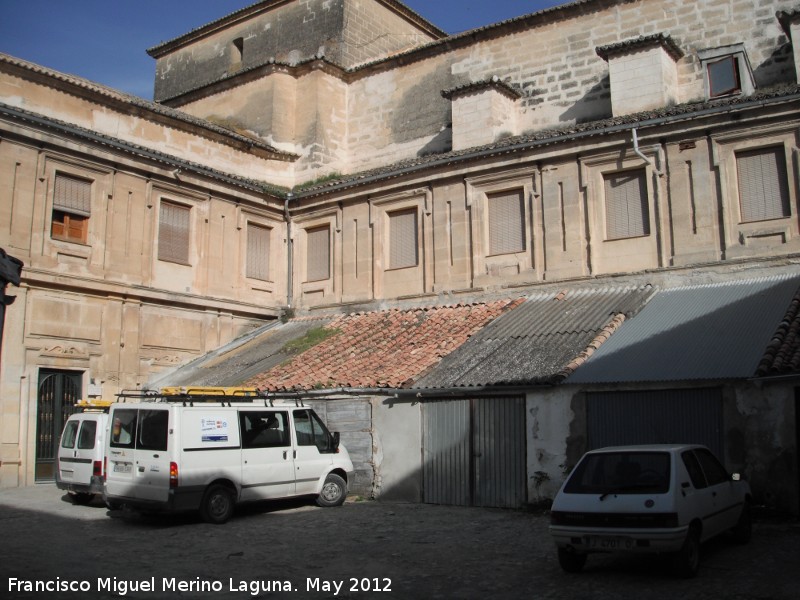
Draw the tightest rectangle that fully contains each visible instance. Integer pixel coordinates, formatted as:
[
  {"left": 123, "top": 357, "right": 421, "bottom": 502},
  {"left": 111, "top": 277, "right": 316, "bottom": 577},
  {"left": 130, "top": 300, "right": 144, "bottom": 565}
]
[
  {"left": 70, "top": 492, "right": 94, "bottom": 505},
  {"left": 731, "top": 503, "right": 752, "bottom": 544},
  {"left": 557, "top": 548, "right": 587, "bottom": 573},
  {"left": 316, "top": 473, "right": 347, "bottom": 507},
  {"left": 672, "top": 527, "right": 701, "bottom": 578},
  {"left": 200, "top": 484, "right": 235, "bottom": 524},
  {"left": 104, "top": 498, "right": 122, "bottom": 511}
]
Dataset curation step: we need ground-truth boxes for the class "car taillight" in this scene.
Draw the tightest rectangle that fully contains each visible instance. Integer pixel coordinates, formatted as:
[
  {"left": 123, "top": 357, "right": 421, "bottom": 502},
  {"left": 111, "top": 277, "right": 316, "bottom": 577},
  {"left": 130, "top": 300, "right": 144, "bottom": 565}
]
[
  {"left": 93, "top": 460, "right": 103, "bottom": 478},
  {"left": 169, "top": 462, "right": 178, "bottom": 488},
  {"left": 103, "top": 457, "right": 107, "bottom": 481}
]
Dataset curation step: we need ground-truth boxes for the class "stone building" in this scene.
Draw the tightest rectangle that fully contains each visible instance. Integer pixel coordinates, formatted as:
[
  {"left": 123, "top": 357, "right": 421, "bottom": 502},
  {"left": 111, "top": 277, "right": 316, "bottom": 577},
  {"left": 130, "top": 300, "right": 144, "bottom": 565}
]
[{"left": 1, "top": 0, "right": 800, "bottom": 511}]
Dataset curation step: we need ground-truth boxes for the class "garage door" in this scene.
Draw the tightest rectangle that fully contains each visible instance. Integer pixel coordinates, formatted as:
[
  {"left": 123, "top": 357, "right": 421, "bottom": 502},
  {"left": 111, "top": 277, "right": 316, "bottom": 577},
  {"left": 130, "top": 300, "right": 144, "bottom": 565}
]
[
  {"left": 422, "top": 396, "right": 526, "bottom": 508},
  {"left": 587, "top": 388, "right": 723, "bottom": 457}
]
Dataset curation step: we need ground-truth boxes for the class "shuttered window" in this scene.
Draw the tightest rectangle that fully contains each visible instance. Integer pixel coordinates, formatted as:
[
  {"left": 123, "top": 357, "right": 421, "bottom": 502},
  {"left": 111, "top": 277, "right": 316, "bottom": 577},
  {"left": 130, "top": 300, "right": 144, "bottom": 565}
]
[
  {"left": 604, "top": 169, "right": 650, "bottom": 240},
  {"left": 736, "top": 146, "right": 790, "bottom": 223},
  {"left": 707, "top": 55, "right": 741, "bottom": 97},
  {"left": 158, "top": 201, "right": 191, "bottom": 264},
  {"left": 246, "top": 223, "right": 271, "bottom": 281},
  {"left": 488, "top": 190, "right": 525, "bottom": 255},
  {"left": 51, "top": 174, "right": 91, "bottom": 243},
  {"left": 306, "top": 225, "right": 330, "bottom": 282},
  {"left": 389, "top": 209, "right": 418, "bottom": 269}
]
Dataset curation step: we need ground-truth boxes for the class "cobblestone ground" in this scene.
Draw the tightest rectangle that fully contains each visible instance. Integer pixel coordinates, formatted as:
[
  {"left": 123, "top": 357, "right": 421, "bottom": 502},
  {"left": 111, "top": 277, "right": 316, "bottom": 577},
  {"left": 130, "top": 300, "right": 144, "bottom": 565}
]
[{"left": 0, "top": 485, "right": 798, "bottom": 599}]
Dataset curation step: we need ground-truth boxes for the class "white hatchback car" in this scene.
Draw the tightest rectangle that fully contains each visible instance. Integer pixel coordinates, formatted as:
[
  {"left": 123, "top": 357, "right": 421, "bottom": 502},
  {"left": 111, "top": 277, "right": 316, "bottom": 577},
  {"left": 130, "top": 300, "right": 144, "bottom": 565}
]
[{"left": 549, "top": 444, "right": 751, "bottom": 577}]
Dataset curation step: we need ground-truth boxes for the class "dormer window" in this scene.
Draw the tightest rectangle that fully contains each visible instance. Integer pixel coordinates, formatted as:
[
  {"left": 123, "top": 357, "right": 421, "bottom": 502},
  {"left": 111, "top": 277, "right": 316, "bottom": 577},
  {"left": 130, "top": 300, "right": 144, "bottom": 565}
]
[
  {"left": 230, "top": 37, "right": 244, "bottom": 71},
  {"left": 699, "top": 44, "right": 754, "bottom": 99}
]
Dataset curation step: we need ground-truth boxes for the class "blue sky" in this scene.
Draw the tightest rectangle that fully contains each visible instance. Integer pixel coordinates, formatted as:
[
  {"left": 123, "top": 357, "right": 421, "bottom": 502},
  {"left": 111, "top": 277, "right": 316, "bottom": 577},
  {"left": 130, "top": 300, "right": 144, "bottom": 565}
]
[{"left": 0, "top": 0, "right": 564, "bottom": 99}]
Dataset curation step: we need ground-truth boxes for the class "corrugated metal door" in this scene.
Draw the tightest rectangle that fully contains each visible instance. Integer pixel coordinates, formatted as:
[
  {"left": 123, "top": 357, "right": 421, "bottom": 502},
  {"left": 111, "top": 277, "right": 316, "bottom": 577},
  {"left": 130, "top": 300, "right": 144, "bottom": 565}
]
[
  {"left": 587, "top": 389, "right": 723, "bottom": 457},
  {"left": 423, "top": 396, "right": 526, "bottom": 508}
]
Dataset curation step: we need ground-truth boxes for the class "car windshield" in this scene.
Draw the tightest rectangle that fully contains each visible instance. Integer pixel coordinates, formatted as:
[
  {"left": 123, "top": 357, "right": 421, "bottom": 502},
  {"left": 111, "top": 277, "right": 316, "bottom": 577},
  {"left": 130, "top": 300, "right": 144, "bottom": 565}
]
[{"left": 563, "top": 451, "right": 671, "bottom": 495}]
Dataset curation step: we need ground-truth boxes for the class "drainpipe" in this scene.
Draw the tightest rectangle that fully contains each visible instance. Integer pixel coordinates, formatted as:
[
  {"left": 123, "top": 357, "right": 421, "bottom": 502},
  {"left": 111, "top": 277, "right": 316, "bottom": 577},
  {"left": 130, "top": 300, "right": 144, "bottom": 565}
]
[
  {"left": 285, "top": 192, "right": 294, "bottom": 310},
  {"left": 632, "top": 127, "right": 662, "bottom": 175}
]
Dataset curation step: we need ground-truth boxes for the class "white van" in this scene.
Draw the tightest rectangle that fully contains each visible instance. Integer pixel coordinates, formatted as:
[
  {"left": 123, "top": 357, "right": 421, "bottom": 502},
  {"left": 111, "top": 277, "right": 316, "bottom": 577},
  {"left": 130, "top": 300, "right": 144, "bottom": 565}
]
[
  {"left": 56, "top": 403, "right": 110, "bottom": 504},
  {"left": 103, "top": 399, "right": 354, "bottom": 523}
]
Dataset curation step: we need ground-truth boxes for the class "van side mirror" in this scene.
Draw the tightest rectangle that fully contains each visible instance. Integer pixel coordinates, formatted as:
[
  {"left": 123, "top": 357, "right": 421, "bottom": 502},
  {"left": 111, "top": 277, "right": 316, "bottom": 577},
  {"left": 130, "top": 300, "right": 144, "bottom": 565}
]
[
  {"left": 331, "top": 431, "right": 340, "bottom": 452},
  {"left": 731, "top": 472, "right": 741, "bottom": 481}
]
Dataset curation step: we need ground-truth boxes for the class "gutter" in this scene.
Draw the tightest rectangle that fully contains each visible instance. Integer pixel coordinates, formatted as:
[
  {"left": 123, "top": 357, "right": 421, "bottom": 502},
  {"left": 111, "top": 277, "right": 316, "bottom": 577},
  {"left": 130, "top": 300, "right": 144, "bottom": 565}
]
[
  {"left": 260, "top": 382, "right": 552, "bottom": 400},
  {"left": 632, "top": 127, "right": 662, "bottom": 175},
  {"left": 285, "top": 192, "right": 294, "bottom": 310}
]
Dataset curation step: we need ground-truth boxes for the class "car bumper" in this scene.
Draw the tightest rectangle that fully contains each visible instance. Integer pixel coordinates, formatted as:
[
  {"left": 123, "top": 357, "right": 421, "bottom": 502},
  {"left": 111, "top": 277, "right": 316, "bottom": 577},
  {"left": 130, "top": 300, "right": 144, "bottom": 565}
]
[
  {"left": 549, "top": 524, "right": 690, "bottom": 554},
  {"left": 56, "top": 475, "right": 104, "bottom": 495}
]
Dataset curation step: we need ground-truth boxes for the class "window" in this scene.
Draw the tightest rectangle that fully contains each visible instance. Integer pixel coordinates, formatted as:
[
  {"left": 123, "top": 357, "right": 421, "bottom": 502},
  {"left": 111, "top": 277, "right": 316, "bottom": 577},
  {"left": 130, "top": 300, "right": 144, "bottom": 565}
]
[
  {"left": 231, "top": 37, "right": 244, "bottom": 68},
  {"left": 604, "top": 169, "right": 650, "bottom": 240},
  {"left": 158, "top": 201, "right": 191, "bottom": 264},
  {"left": 563, "top": 451, "right": 670, "bottom": 495},
  {"left": 487, "top": 190, "right": 525, "bottom": 255},
  {"left": 707, "top": 55, "right": 740, "bottom": 97},
  {"left": 388, "top": 208, "right": 418, "bottom": 269},
  {"left": 137, "top": 410, "right": 169, "bottom": 452},
  {"left": 51, "top": 174, "right": 91, "bottom": 244},
  {"left": 306, "top": 225, "right": 330, "bottom": 282},
  {"left": 77, "top": 421, "right": 97, "bottom": 450},
  {"left": 694, "top": 447, "right": 730, "bottom": 487},
  {"left": 110, "top": 409, "right": 137, "bottom": 449},
  {"left": 246, "top": 223, "right": 271, "bottom": 281},
  {"left": 699, "top": 44, "right": 755, "bottom": 100},
  {"left": 240, "top": 411, "right": 289, "bottom": 448},
  {"left": 60, "top": 420, "right": 79, "bottom": 449},
  {"left": 736, "top": 146, "right": 790, "bottom": 223},
  {"left": 293, "top": 409, "right": 336, "bottom": 453}
]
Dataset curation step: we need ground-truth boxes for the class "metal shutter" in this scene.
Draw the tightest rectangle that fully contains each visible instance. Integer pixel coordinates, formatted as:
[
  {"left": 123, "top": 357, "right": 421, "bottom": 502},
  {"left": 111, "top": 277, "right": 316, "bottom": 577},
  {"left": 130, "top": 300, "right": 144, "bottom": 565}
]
[
  {"left": 736, "top": 146, "right": 790, "bottom": 222},
  {"left": 604, "top": 169, "right": 649, "bottom": 240},
  {"left": 306, "top": 225, "right": 330, "bottom": 282},
  {"left": 389, "top": 208, "right": 418, "bottom": 269},
  {"left": 246, "top": 223, "right": 271, "bottom": 281},
  {"left": 158, "top": 201, "right": 191, "bottom": 264},
  {"left": 488, "top": 190, "right": 525, "bottom": 255},
  {"left": 53, "top": 174, "right": 92, "bottom": 216}
]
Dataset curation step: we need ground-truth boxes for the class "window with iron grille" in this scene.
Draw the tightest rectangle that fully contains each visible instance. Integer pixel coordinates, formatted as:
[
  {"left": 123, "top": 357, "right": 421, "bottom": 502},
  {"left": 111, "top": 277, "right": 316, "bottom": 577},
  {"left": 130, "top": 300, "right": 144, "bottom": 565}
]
[
  {"left": 736, "top": 146, "right": 790, "bottom": 223},
  {"left": 306, "top": 225, "right": 330, "bottom": 282},
  {"left": 158, "top": 201, "right": 191, "bottom": 264},
  {"left": 487, "top": 190, "right": 525, "bottom": 255},
  {"left": 246, "top": 223, "right": 271, "bottom": 281},
  {"left": 604, "top": 169, "right": 650, "bottom": 240},
  {"left": 388, "top": 208, "right": 418, "bottom": 269},
  {"left": 51, "top": 174, "right": 91, "bottom": 244}
]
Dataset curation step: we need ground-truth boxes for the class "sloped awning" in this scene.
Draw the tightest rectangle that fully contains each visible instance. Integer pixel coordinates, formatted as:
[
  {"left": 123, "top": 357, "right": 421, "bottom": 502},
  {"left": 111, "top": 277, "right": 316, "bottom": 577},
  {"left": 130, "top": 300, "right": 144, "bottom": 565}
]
[{"left": 567, "top": 274, "right": 800, "bottom": 384}]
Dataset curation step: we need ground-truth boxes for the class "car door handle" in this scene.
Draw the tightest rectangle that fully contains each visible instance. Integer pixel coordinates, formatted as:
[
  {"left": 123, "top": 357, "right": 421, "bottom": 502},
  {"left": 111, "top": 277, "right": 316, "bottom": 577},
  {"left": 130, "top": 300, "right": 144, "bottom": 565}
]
[{"left": 283, "top": 451, "right": 287, "bottom": 459}]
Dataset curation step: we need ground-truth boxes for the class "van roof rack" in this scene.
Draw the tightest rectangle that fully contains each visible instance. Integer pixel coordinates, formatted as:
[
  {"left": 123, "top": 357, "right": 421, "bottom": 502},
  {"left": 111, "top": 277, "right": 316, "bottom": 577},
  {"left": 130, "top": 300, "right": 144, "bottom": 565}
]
[
  {"left": 76, "top": 399, "right": 114, "bottom": 412},
  {"left": 114, "top": 386, "right": 275, "bottom": 405}
]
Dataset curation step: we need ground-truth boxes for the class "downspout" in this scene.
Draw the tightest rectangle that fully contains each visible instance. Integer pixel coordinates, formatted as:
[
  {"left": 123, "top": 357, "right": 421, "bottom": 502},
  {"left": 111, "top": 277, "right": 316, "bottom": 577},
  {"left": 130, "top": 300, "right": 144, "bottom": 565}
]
[
  {"left": 632, "top": 127, "right": 662, "bottom": 175},
  {"left": 285, "top": 192, "right": 294, "bottom": 310}
]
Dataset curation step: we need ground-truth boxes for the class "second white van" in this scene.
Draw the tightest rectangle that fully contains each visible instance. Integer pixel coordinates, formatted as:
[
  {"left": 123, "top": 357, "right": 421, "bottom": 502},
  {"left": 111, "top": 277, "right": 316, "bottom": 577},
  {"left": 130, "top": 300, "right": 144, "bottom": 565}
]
[{"left": 103, "top": 398, "right": 354, "bottom": 523}]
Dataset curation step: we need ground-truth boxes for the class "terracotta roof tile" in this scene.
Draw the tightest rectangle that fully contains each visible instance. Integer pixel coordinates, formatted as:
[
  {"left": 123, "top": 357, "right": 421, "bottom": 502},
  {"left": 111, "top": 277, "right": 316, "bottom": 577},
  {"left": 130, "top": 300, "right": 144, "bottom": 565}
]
[
  {"left": 756, "top": 287, "right": 800, "bottom": 377},
  {"left": 245, "top": 299, "right": 522, "bottom": 391}
]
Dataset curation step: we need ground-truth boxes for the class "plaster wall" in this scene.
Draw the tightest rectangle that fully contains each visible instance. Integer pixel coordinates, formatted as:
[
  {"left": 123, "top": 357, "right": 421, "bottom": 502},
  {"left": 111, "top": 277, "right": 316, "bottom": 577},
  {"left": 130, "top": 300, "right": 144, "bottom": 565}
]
[{"left": 371, "top": 397, "right": 422, "bottom": 501}]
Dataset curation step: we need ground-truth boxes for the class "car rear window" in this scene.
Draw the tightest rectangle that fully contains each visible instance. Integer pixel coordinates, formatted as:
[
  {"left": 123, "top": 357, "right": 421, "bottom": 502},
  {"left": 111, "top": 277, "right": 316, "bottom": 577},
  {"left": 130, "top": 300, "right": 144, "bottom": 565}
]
[
  {"left": 77, "top": 420, "right": 97, "bottom": 450},
  {"left": 564, "top": 451, "right": 671, "bottom": 495}
]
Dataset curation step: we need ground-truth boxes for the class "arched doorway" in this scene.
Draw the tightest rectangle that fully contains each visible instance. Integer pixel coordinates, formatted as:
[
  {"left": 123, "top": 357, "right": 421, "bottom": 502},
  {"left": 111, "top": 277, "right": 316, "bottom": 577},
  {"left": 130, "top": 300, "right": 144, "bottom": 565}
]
[{"left": 35, "top": 370, "right": 82, "bottom": 481}]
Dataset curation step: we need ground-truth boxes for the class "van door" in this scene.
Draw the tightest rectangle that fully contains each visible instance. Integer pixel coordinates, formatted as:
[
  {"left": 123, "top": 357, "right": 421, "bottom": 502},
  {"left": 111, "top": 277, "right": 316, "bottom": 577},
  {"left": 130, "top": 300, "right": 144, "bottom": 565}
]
[
  {"left": 71, "top": 417, "right": 100, "bottom": 487},
  {"left": 106, "top": 408, "right": 138, "bottom": 498},
  {"left": 57, "top": 418, "right": 80, "bottom": 485},
  {"left": 239, "top": 411, "right": 295, "bottom": 501},
  {"left": 292, "top": 409, "right": 335, "bottom": 496},
  {"left": 133, "top": 409, "right": 171, "bottom": 502}
]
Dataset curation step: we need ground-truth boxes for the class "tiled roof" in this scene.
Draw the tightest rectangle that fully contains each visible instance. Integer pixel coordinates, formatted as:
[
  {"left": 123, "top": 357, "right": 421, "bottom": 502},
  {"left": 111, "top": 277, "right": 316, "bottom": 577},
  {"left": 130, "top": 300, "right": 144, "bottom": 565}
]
[
  {"left": 756, "top": 286, "right": 800, "bottom": 377},
  {"left": 596, "top": 33, "right": 684, "bottom": 61},
  {"left": 245, "top": 300, "right": 522, "bottom": 391},
  {"left": 441, "top": 77, "right": 522, "bottom": 100}
]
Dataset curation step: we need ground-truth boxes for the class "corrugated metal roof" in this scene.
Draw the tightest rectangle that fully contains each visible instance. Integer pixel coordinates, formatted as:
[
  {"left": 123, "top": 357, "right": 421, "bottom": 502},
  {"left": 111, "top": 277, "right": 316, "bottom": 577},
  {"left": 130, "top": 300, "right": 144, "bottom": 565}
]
[
  {"left": 413, "top": 285, "right": 655, "bottom": 388},
  {"left": 568, "top": 274, "right": 800, "bottom": 384},
  {"left": 151, "top": 318, "right": 336, "bottom": 388}
]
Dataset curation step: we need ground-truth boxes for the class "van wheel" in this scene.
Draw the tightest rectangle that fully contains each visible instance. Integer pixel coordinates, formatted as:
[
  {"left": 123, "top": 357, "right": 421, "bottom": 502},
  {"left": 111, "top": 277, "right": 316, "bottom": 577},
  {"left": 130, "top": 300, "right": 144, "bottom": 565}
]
[
  {"left": 71, "top": 492, "right": 94, "bottom": 505},
  {"left": 672, "top": 527, "right": 701, "bottom": 578},
  {"left": 557, "top": 548, "right": 587, "bottom": 573},
  {"left": 316, "top": 473, "right": 347, "bottom": 507},
  {"left": 201, "top": 484, "right": 235, "bottom": 524}
]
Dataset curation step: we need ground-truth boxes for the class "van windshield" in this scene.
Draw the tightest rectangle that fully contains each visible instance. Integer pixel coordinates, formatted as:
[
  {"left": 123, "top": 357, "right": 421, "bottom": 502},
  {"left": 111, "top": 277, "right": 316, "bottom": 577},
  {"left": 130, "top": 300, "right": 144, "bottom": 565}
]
[{"left": 564, "top": 451, "right": 671, "bottom": 495}]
